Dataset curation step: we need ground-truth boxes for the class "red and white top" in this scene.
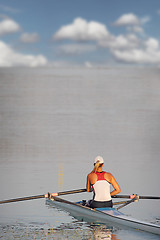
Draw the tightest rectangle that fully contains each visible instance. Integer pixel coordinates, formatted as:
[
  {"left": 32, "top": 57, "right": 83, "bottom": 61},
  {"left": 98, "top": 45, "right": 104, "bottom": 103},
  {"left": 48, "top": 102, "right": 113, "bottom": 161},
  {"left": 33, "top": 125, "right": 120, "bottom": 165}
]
[{"left": 92, "top": 171, "right": 111, "bottom": 202}]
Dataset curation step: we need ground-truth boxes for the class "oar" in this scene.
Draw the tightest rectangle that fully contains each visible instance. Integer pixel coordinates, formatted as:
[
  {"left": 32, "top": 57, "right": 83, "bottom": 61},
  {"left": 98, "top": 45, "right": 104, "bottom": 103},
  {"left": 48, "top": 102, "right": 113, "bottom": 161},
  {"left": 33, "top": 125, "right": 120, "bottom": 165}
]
[
  {"left": 117, "top": 195, "right": 139, "bottom": 210},
  {"left": 112, "top": 194, "right": 160, "bottom": 200},
  {"left": 113, "top": 200, "right": 130, "bottom": 206},
  {"left": 0, "top": 188, "right": 87, "bottom": 204}
]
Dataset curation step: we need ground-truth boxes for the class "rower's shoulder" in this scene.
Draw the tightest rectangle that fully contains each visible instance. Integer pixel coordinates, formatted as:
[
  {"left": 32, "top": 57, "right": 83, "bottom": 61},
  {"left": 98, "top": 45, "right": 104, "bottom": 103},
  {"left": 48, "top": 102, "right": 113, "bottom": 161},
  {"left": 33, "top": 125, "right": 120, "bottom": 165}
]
[
  {"left": 87, "top": 171, "right": 95, "bottom": 178},
  {"left": 104, "top": 171, "right": 112, "bottom": 176},
  {"left": 87, "top": 171, "right": 98, "bottom": 180},
  {"left": 104, "top": 172, "right": 114, "bottom": 181}
]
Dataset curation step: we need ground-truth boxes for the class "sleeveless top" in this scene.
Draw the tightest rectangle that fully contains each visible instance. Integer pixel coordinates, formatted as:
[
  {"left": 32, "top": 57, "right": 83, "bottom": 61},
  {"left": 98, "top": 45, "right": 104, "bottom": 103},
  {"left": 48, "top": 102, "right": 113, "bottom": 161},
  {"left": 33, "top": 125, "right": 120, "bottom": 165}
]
[{"left": 92, "top": 171, "right": 111, "bottom": 201}]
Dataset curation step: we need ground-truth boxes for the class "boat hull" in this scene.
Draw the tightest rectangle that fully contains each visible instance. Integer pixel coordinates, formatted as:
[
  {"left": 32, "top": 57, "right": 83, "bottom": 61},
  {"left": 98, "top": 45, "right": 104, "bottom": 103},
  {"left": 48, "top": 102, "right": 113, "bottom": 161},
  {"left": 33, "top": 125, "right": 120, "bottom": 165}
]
[{"left": 47, "top": 197, "right": 160, "bottom": 235}]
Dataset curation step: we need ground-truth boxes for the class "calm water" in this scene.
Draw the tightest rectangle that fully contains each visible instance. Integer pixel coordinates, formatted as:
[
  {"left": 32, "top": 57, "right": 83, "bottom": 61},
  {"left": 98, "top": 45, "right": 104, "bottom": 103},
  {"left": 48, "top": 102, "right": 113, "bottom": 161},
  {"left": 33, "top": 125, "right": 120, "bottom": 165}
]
[{"left": 0, "top": 67, "right": 160, "bottom": 239}]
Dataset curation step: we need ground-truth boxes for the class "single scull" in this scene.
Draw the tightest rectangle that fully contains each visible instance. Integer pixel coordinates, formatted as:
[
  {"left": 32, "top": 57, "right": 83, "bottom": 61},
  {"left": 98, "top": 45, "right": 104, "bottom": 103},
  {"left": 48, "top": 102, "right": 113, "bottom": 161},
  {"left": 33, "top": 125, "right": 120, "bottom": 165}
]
[{"left": 47, "top": 195, "right": 160, "bottom": 235}]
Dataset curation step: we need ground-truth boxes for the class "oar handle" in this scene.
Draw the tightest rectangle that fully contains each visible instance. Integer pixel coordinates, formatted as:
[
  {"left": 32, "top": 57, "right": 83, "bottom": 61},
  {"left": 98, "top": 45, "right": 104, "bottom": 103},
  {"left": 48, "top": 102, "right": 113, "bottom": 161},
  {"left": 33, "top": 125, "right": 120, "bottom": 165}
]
[{"left": 112, "top": 195, "right": 160, "bottom": 199}]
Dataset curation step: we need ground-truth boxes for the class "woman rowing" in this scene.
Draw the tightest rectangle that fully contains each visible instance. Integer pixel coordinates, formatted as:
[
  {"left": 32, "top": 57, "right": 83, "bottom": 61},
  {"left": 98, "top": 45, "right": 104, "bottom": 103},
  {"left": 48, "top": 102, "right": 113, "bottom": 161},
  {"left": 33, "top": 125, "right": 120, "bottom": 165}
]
[{"left": 86, "top": 156, "right": 121, "bottom": 208}]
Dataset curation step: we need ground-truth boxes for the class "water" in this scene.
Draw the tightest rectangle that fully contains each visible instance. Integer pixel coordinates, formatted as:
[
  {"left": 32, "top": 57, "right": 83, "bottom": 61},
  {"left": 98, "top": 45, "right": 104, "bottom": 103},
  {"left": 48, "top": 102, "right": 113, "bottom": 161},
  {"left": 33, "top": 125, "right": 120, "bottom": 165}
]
[{"left": 0, "top": 67, "right": 160, "bottom": 239}]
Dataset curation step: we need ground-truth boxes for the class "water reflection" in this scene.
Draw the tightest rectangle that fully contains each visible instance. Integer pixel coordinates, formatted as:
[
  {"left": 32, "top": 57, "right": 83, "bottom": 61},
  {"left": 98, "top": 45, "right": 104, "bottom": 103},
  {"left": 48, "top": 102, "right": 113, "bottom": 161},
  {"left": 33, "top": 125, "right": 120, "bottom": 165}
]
[
  {"left": 0, "top": 222, "right": 120, "bottom": 240},
  {"left": 90, "top": 225, "right": 120, "bottom": 240},
  {"left": 46, "top": 224, "right": 120, "bottom": 240}
]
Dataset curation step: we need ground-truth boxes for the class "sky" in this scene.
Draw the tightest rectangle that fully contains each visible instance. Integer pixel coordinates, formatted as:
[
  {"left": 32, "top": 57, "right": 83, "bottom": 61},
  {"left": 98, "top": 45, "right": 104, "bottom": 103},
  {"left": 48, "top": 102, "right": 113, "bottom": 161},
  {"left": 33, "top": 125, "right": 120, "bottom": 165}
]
[{"left": 0, "top": 0, "right": 160, "bottom": 67}]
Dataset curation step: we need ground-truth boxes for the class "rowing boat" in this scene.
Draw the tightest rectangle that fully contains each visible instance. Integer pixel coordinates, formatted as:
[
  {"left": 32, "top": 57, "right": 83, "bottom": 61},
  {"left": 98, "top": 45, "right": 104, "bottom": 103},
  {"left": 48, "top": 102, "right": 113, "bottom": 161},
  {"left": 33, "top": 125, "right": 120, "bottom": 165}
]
[
  {"left": 46, "top": 195, "right": 160, "bottom": 235},
  {"left": 0, "top": 188, "right": 159, "bottom": 235}
]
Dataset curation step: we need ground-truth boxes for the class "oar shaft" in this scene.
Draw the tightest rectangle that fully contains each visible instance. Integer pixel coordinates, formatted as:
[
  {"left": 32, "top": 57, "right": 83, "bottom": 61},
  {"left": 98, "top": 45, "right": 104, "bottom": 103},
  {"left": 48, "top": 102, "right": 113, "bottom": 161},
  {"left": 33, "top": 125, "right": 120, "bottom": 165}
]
[
  {"left": 117, "top": 196, "right": 139, "bottom": 210},
  {"left": 57, "top": 188, "right": 86, "bottom": 196},
  {"left": 112, "top": 195, "right": 160, "bottom": 200},
  {"left": 138, "top": 196, "right": 160, "bottom": 200},
  {"left": 113, "top": 200, "right": 129, "bottom": 205},
  {"left": 0, "top": 194, "right": 45, "bottom": 204},
  {"left": 0, "top": 188, "right": 87, "bottom": 205}
]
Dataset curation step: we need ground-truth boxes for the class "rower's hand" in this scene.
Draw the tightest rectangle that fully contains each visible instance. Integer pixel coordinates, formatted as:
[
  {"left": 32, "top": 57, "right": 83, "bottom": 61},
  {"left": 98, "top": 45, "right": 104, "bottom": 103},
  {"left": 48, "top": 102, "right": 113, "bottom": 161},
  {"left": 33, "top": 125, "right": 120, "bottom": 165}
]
[
  {"left": 45, "top": 192, "right": 58, "bottom": 198},
  {"left": 51, "top": 193, "right": 58, "bottom": 197},
  {"left": 130, "top": 194, "right": 137, "bottom": 199}
]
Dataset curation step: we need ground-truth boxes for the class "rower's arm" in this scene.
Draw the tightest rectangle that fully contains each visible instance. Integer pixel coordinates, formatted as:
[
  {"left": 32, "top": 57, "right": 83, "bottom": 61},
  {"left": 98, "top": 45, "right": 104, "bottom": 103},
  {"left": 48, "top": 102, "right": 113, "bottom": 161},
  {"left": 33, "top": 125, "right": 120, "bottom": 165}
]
[
  {"left": 86, "top": 174, "right": 92, "bottom": 192},
  {"left": 109, "top": 174, "right": 121, "bottom": 196}
]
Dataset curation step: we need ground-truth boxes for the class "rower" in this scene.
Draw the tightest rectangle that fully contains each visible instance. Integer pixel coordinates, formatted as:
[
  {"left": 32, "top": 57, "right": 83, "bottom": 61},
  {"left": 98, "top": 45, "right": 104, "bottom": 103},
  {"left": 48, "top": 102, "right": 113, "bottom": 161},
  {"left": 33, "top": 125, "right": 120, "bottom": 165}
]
[{"left": 86, "top": 156, "right": 121, "bottom": 208}]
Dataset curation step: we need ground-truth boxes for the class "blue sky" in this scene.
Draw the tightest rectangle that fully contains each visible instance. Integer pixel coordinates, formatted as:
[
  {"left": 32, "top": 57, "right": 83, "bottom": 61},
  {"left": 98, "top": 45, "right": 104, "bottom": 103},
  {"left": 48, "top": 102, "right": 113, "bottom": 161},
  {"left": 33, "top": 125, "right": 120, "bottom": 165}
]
[{"left": 0, "top": 0, "right": 160, "bottom": 67}]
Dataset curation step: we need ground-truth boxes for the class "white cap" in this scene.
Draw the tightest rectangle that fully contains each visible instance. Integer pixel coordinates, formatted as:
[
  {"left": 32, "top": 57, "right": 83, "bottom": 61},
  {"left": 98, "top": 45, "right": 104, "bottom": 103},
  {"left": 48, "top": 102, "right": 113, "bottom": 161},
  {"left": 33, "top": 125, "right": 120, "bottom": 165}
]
[{"left": 94, "top": 156, "right": 104, "bottom": 164}]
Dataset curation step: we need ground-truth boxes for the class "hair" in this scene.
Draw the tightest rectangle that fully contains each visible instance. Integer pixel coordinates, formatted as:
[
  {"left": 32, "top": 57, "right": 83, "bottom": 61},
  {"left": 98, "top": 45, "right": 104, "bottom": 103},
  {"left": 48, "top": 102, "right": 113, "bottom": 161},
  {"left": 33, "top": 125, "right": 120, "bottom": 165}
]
[{"left": 92, "top": 160, "right": 103, "bottom": 173}]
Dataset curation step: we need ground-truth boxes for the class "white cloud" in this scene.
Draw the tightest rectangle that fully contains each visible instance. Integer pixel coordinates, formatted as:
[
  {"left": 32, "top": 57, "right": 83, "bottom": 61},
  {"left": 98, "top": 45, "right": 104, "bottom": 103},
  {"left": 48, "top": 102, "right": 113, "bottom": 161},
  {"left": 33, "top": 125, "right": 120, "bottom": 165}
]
[
  {"left": 0, "top": 18, "right": 20, "bottom": 36},
  {"left": 146, "top": 38, "right": 159, "bottom": 50},
  {"left": 57, "top": 44, "right": 96, "bottom": 55},
  {"left": 113, "top": 13, "right": 140, "bottom": 26},
  {"left": 113, "top": 14, "right": 150, "bottom": 35},
  {"left": 112, "top": 49, "right": 160, "bottom": 64},
  {"left": 20, "top": 32, "right": 40, "bottom": 43},
  {"left": 127, "top": 26, "right": 144, "bottom": 33},
  {"left": 53, "top": 17, "right": 110, "bottom": 41},
  {"left": 99, "top": 34, "right": 139, "bottom": 50},
  {"left": 52, "top": 16, "right": 160, "bottom": 66},
  {"left": 0, "top": 40, "right": 48, "bottom": 67},
  {"left": 111, "top": 37, "right": 160, "bottom": 64},
  {"left": 157, "top": 10, "right": 160, "bottom": 15}
]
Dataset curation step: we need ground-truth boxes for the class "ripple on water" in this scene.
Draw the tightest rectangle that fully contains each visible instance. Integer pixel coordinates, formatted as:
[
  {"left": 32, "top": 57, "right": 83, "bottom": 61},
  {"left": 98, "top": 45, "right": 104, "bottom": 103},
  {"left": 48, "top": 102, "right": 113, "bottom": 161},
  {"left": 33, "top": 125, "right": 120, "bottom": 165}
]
[{"left": 0, "top": 221, "right": 119, "bottom": 239}]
